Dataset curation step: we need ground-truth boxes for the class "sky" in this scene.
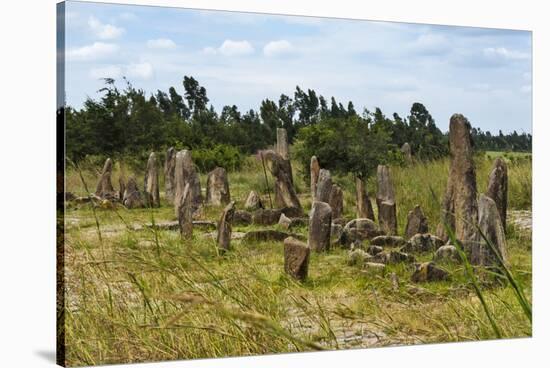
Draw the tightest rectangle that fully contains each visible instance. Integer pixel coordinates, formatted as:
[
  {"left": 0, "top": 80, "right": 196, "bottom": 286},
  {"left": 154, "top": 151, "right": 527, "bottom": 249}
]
[{"left": 61, "top": 1, "right": 532, "bottom": 134}]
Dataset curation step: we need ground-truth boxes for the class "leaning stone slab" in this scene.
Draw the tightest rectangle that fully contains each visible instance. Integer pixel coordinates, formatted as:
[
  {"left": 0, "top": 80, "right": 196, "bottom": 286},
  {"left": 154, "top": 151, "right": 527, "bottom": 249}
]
[
  {"left": 262, "top": 150, "right": 301, "bottom": 211},
  {"left": 370, "top": 235, "right": 407, "bottom": 247},
  {"left": 308, "top": 201, "right": 332, "bottom": 252},
  {"left": 486, "top": 157, "right": 508, "bottom": 232},
  {"left": 95, "top": 158, "right": 117, "bottom": 200},
  {"left": 244, "top": 190, "right": 263, "bottom": 210},
  {"left": 404, "top": 205, "right": 428, "bottom": 239},
  {"left": 217, "top": 201, "right": 235, "bottom": 251},
  {"left": 144, "top": 152, "right": 160, "bottom": 208},
  {"left": 284, "top": 237, "right": 310, "bottom": 281},
  {"left": 278, "top": 213, "right": 292, "bottom": 229},
  {"left": 338, "top": 218, "right": 384, "bottom": 247},
  {"left": 411, "top": 262, "right": 449, "bottom": 283},
  {"left": 472, "top": 194, "right": 507, "bottom": 267},
  {"left": 206, "top": 167, "right": 230, "bottom": 206},
  {"left": 122, "top": 177, "right": 144, "bottom": 209},
  {"left": 401, "top": 233, "right": 444, "bottom": 253}
]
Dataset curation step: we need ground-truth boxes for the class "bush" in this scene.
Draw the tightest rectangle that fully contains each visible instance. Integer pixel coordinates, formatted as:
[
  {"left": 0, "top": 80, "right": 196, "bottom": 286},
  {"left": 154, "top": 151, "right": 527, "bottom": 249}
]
[{"left": 192, "top": 144, "right": 243, "bottom": 173}]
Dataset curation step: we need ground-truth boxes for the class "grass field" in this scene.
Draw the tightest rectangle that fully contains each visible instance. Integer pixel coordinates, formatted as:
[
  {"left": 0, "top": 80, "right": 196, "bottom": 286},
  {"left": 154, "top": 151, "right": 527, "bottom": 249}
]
[{"left": 60, "top": 152, "right": 532, "bottom": 366}]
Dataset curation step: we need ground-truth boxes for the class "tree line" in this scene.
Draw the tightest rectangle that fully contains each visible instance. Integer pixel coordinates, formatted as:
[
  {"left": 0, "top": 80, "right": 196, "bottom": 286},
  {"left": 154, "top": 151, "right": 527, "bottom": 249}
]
[{"left": 65, "top": 76, "right": 531, "bottom": 175}]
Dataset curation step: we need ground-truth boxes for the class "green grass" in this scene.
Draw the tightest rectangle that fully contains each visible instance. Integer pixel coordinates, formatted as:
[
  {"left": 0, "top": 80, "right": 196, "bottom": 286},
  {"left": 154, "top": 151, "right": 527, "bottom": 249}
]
[{"left": 61, "top": 154, "right": 532, "bottom": 366}]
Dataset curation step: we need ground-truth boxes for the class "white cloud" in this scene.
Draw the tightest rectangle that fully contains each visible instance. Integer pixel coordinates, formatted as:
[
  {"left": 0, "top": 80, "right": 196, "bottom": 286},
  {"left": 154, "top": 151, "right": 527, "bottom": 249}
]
[
  {"left": 118, "top": 12, "right": 137, "bottom": 21},
  {"left": 147, "top": 38, "right": 176, "bottom": 49},
  {"left": 218, "top": 40, "right": 254, "bottom": 56},
  {"left": 409, "top": 33, "right": 448, "bottom": 54},
  {"left": 88, "top": 16, "right": 124, "bottom": 40},
  {"left": 263, "top": 40, "right": 294, "bottom": 57},
  {"left": 126, "top": 62, "right": 154, "bottom": 80},
  {"left": 89, "top": 65, "right": 122, "bottom": 79},
  {"left": 483, "top": 47, "right": 530, "bottom": 60},
  {"left": 202, "top": 47, "right": 217, "bottom": 55},
  {"left": 520, "top": 85, "right": 532, "bottom": 94},
  {"left": 67, "top": 42, "right": 119, "bottom": 61}
]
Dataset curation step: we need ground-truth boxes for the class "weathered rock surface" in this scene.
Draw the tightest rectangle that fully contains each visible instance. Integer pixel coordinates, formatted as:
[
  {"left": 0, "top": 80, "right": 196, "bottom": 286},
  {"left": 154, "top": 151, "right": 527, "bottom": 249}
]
[
  {"left": 486, "top": 157, "right": 508, "bottom": 232},
  {"left": 436, "top": 114, "right": 478, "bottom": 246},
  {"left": 252, "top": 208, "right": 283, "bottom": 225},
  {"left": 308, "top": 201, "right": 332, "bottom": 252},
  {"left": 177, "top": 183, "right": 193, "bottom": 238},
  {"left": 362, "top": 262, "right": 386, "bottom": 275},
  {"left": 472, "top": 194, "right": 507, "bottom": 267},
  {"left": 276, "top": 127, "right": 290, "bottom": 160},
  {"left": 376, "top": 165, "right": 397, "bottom": 235},
  {"left": 164, "top": 147, "right": 176, "bottom": 203},
  {"left": 338, "top": 218, "right": 384, "bottom": 246},
  {"left": 405, "top": 205, "right": 428, "bottom": 239},
  {"left": 310, "top": 156, "right": 320, "bottom": 199},
  {"left": 262, "top": 150, "right": 301, "bottom": 212},
  {"left": 370, "top": 235, "right": 407, "bottom": 247},
  {"left": 174, "top": 150, "right": 202, "bottom": 217},
  {"left": 348, "top": 249, "right": 371, "bottom": 266},
  {"left": 366, "top": 245, "right": 384, "bottom": 256},
  {"left": 243, "top": 230, "right": 304, "bottom": 243},
  {"left": 278, "top": 213, "right": 292, "bottom": 229},
  {"left": 433, "top": 245, "right": 460, "bottom": 263},
  {"left": 206, "top": 167, "right": 230, "bottom": 206},
  {"left": 217, "top": 201, "right": 235, "bottom": 251},
  {"left": 122, "top": 177, "right": 144, "bottom": 209},
  {"left": 95, "top": 158, "right": 117, "bottom": 200},
  {"left": 284, "top": 237, "right": 310, "bottom": 281},
  {"left": 355, "top": 177, "right": 375, "bottom": 221},
  {"left": 401, "top": 233, "right": 444, "bottom": 253},
  {"left": 411, "top": 262, "right": 449, "bottom": 283},
  {"left": 144, "top": 152, "right": 160, "bottom": 207},
  {"left": 233, "top": 210, "right": 253, "bottom": 226},
  {"left": 244, "top": 190, "right": 263, "bottom": 210},
  {"left": 401, "top": 142, "right": 412, "bottom": 163},
  {"left": 371, "top": 250, "right": 415, "bottom": 265},
  {"left": 330, "top": 223, "right": 344, "bottom": 241},
  {"left": 315, "top": 169, "right": 333, "bottom": 203},
  {"left": 328, "top": 184, "right": 344, "bottom": 219}
]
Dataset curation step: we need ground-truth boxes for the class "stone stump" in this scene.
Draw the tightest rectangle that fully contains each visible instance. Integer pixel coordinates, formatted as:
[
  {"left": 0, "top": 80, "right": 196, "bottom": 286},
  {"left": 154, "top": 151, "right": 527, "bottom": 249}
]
[
  {"left": 404, "top": 205, "right": 428, "bottom": 239},
  {"left": 178, "top": 183, "right": 193, "bottom": 238},
  {"left": 436, "top": 114, "right": 478, "bottom": 248},
  {"left": 328, "top": 184, "right": 344, "bottom": 220},
  {"left": 217, "top": 201, "right": 235, "bottom": 252},
  {"left": 401, "top": 142, "right": 412, "bottom": 163},
  {"left": 283, "top": 237, "right": 310, "bottom": 281},
  {"left": 486, "top": 157, "right": 508, "bottom": 232},
  {"left": 144, "top": 152, "right": 160, "bottom": 208},
  {"left": 356, "top": 177, "right": 375, "bottom": 221},
  {"left": 95, "top": 158, "right": 117, "bottom": 200},
  {"left": 308, "top": 201, "right": 332, "bottom": 252},
  {"left": 122, "top": 177, "right": 144, "bottom": 209},
  {"left": 473, "top": 194, "right": 507, "bottom": 267},
  {"left": 164, "top": 147, "right": 176, "bottom": 204},
  {"left": 310, "top": 156, "right": 320, "bottom": 200},
  {"left": 174, "top": 150, "right": 202, "bottom": 217},
  {"left": 376, "top": 165, "right": 397, "bottom": 235},
  {"left": 315, "top": 169, "right": 332, "bottom": 203},
  {"left": 262, "top": 150, "right": 302, "bottom": 213},
  {"left": 206, "top": 167, "right": 230, "bottom": 206},
  {"left": 244, "top": 190, "right": 263, "bottom": 210}
]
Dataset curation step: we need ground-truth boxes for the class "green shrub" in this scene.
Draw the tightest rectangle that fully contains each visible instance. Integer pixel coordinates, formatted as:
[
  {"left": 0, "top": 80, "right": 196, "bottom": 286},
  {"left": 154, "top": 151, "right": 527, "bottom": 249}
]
[{"left": 192, "top": 144, "right": 243, "bottom": 173}]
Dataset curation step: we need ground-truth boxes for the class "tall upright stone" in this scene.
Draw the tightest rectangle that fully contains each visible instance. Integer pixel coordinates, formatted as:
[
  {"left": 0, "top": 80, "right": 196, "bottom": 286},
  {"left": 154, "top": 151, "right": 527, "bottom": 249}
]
[
  {"left": 376, "top": 165, "right": 397, "bottom": 235},
  {"left": 244, "top": 190, "right": 263, "bottom": 210},
  {"left": 178, "top": 183, "right": 193, "bottom": 238},
  {"left": 315, "top": 169, "right": 332, "bottom": 203},
  {"left": 164, "top": 147, "right": 176, "bottom": 204},
  {"left": 95, "top": 158, "right": 117, "bottom": 200},
  {"left": 436, "top": 114, "right": 478, "bottom": 247},
  {"left": 310, "top": 156, "right": 320, "bottom": 200},
  {"left": 473, "top": 194, "right": 507, "bottom": 267},
  {"left": 217, "top": 201, "right": 235, "bottom": 251},
  {"left": 486, "top": 157, "right": 508, "bottom": 232},
  {"left": 144, "top": 152, "right": 160, "bottom": 208},
  {"left": 401, "top": 142, "right": 412, "bottom": 164},
  {"left": 262, "top": 150, "right": 302, "bottom": 213},
  {"left": 122, "top": 177, "right": 144, "bottom": 209},
  {"left": 308, "top": 201, "right": 332, "bottom": 252},
  {"left": 356, "top": 177, "right": 375, "bottom": 221},
  {"left": 284, "top": 237, "right": 310, "bottom": 281},
  {"left": 174, "top": 150, "right": 202, "bottom": 217},
  {"left": 206, "top": 167, "right": 230, "bottom": 206},
  {"left": 404, "top": 205, "right": 428, "bottom": 239},
  {"left": 328, "top": 184, "right": 344, "bottom": 219},
  {"left": 276, "top": 127, "right": 293, "bottom": 185}
]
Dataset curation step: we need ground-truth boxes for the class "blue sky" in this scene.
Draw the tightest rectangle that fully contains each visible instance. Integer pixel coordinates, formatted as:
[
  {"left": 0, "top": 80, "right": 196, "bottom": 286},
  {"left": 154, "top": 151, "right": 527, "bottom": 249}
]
[{"left": 62, "top": 1, "right": 532, "bottom": 134}]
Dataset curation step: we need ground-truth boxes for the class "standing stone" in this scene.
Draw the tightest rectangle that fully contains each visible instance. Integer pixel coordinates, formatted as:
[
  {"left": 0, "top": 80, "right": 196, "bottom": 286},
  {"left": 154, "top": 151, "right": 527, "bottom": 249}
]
[
  {"left": 376, "top": 165, "right": 397, "bottom": 235},
  {"left": 262, "top": 150, "right": 302, "bottom": 213},
  {"left": 244, "top": 190, "right": 263, "bottom": 210},
  {"left": 315, "top": 169, "right": 332, "bottom": 203},
  {"left": 308, "top": 201, "right": 332, "bottom": 252},
  {"left": 404, "top": 205, "right": 428, "bottom": 239},
  {"left": 472, "top": 194, "right": 507, "bottom": 267},
  {"left": 164, "top": 147, "right": 176, "bottom": 204},
  {"left": 436, "top": 114, "right": 478, "bottom": 247},
  {"left": 217, "top": 201, "right": 235, "bottom": 251},
  {"left": 283, "top": 237, "right": 310, "bottom": 281},
  {"left": 310, "top": 156, "right": 320, "bottom": 200},
  {"left": 95, "top": 158, "right": 117, "bottom": 200},
  {"left": 328, "top": 184, "right": 344, "bottom": 219},
  {"left": 401, "top": 142, "right": 412, "bottom": 163},
  {"left": 144, "top": 152, "right": 160, "bottom": 208},
  {"left": 206, "top": 167, "right": 230, "bottom": 206},
  {"left": 276, "top": 128, "right": 290, "bottom": 160},
  {"left": 356, "top": 177, "right": 375, "bottom": 221},
  {"left": 177, "top": 183, "right": 193, "bottom": 238},
  {"left": 122, "top": 177, "right": 144, "bottom": 209},
  {"left": 174, "top": 150, "right": 202, "bottom": 217},
  {"left": 486, "top": 157, "right": 508, "bottom": 232}
]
